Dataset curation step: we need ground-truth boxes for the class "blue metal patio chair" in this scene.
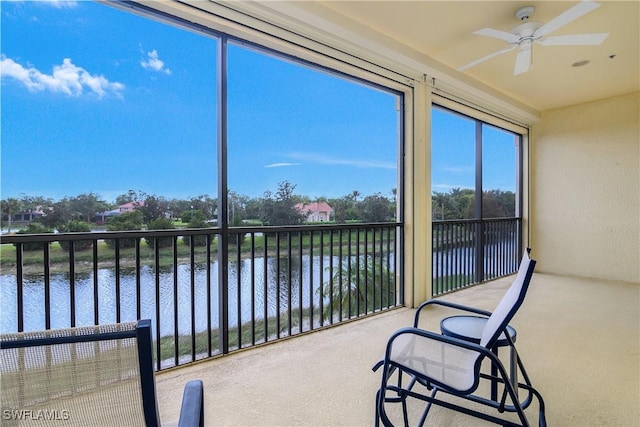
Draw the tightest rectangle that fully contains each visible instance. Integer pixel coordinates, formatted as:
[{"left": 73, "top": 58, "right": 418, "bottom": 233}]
[
  {"left": 1, "top": 319, "right": 203, "bottom": 427},
  {"left": 374, "top": 249, "right": 546, "bottom": 426}
]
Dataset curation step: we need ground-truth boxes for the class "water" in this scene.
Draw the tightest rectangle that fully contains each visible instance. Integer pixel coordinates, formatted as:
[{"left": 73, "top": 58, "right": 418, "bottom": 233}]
[
  {"left": 1, "top": 243, "right": 516, "bottom": 336},
  {"left": 0, "top": 254, "right": 394, "bottom": 336}
]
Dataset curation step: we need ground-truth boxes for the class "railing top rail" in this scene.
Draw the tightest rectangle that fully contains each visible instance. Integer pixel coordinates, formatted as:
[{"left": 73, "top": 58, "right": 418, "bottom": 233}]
[
  {"left": 0, "top": 228, "right": 222, "bottom": 243},
  {"left": 0, "top": 222, "right": 402, "bottom": 244},
  {"left": 229, "top": 222, "right": 402, "bottom": 234},
  {"left": 432, "top": 217, "right": 521, "bottom": 225}
]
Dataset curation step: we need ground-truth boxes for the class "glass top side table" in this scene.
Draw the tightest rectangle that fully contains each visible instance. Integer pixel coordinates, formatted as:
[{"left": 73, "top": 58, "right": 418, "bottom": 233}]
[{"left": 440, "top": 315, "right": 518, "bottom": 402}]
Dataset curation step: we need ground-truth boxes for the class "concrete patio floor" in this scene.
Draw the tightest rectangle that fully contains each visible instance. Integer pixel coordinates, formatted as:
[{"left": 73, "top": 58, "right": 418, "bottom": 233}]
[{"left": 156, "top": 273, "right": 639, "bottom": 426}]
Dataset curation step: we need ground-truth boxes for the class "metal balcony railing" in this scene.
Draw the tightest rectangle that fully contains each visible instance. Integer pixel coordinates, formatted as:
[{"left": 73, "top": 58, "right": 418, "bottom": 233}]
[
  {"left": 432, "top": 218, "right": 522, "bottom": 296},
  {"left": 1, "top": 217, "right": 521, "bottom": 368},
  {"left": 0, "top": 223, "right": 402, "bottom": 370}
]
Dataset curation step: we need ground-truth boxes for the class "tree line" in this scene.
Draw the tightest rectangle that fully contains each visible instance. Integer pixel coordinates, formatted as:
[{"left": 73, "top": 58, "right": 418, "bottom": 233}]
[
  {"left": 1, "top": 184, "right": 516, "bottom": 235},
  {"left": 0, "top": 182, "right": 397, "bottom": 235},
  {"left": 432, "top": 188, "right": 516, "bottom": 220}
]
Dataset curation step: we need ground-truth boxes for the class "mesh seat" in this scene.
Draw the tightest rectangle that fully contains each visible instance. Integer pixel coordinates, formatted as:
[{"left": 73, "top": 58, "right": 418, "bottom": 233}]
[
  {"left": 1, "top": 320, "right": 203, "bottom": 427},
  {"left": 374, "top": 249, "right": 546, "bottom": 427}
]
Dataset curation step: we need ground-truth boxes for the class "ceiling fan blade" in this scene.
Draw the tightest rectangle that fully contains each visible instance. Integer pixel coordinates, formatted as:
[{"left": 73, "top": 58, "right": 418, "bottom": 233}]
[
  {"left": 514, "top": 46, "right": 532, "bottom": 75},
  {"left": 473, "top": 28, "right": 520, "bottom": 44},
  {"left": 537, "top": 33, "right": 609, "bottom": 46},
  {"left": 535, "top": 0, "right": 601, "bottom": 38},
  {"left": 457, "top": 45, "right": 517, "bottom": 72}
]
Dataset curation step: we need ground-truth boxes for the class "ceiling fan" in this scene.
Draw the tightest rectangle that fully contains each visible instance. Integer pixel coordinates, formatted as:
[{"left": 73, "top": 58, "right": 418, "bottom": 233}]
[{"left": 457, "top": 0, "right": 609, "bottom": 75}]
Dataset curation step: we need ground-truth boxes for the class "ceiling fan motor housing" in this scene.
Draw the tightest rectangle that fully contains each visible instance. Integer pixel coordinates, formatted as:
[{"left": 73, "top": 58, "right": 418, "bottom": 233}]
[{"left": 511, "top": 21, "right": 543, "bottom": 44}]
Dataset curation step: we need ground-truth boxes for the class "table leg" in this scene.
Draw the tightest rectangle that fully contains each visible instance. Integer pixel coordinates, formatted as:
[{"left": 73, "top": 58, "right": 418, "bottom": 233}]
[
  {"left": 491, "top": 347, "right": 498, "bottom": 401},
  {"left": 510, "top": 345, "right": 518, "bottom": 400}
]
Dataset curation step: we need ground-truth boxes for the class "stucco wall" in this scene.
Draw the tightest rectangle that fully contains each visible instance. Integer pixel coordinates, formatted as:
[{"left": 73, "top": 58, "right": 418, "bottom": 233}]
[{"left": 531, "top": 92, "right": 639, "bottom": 283}]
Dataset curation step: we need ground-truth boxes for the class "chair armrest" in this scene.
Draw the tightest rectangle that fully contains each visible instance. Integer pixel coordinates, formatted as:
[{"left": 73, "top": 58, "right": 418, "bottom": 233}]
[
  {"left": 413, "top": 300, "right": 492, "bottom": 327},
  {"left": 390, "top": 326, "right": 491, "bottom": 354},
  {"left": 177, "top": 380, "right": 204, "bottom": 427}
]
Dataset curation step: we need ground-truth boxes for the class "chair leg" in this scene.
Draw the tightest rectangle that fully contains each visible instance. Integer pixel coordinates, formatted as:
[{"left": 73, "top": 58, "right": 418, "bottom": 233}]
[
  {"left": 416, "top": 388, "right": 437, "bottom": 427},
  {"left": 401, "top": 394, "right": 409, "bottom": 427},
  {"left": 539, "top": 409, "right": 547, "bottom": 427},
  {"left": 375, "top": 389, "right": 381, "bottom": 427}
]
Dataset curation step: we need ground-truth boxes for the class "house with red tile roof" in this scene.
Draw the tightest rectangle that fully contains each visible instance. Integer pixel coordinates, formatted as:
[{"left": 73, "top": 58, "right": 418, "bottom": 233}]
[
  {"left": 295, "top": 202, "right": 334, "bottom": 222},
  {"left": 97, "top": 201, "right": 145, "bottom": 222},
  {"left": 117, "top": 201, "right": 145, "bottom": 213}
]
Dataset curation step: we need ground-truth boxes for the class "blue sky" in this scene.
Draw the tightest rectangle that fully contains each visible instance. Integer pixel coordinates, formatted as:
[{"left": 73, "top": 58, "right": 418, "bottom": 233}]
[
  {"left": 1, "top": 1, "right": 515, "bottom": 204},
  {"left": 432, "top": 107, "right": 517, "bottom": 194}
]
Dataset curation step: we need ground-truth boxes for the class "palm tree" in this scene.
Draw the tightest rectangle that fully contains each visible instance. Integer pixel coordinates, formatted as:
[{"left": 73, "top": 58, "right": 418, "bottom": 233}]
[
  {"left": 1, "top": 198, "right": 23, "bottom": 232},
  {"left": 320, "top": 255, "right": 395, "bottom": 321}
]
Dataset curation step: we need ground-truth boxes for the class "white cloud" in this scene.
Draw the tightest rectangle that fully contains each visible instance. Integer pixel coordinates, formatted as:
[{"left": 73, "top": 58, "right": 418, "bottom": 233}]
[
  {"left": 0, "top": 55, "right": 124, "bottom": 98},
  {"left": 141, "top": 50, "right": 171, "bottom": 75},
  {"left": 265, "top": 162, "right": 302, "bottom": 168},
  {"left": 432, "top": 184, "right": 473, "bottom": 192},
  {"left": 288, "top": 152, "right": 396, "bottom": 169},
  {"left": 441, "top": 166, "right": 473, "bottom": 174},
  {"left": 46, "top": 0, "right": 78, "bottom": 8}
]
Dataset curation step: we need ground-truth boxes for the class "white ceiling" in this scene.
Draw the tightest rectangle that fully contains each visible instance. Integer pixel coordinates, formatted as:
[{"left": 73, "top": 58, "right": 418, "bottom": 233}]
[{"left": 248, "top": 0, "right": 639, "bottom": 113}]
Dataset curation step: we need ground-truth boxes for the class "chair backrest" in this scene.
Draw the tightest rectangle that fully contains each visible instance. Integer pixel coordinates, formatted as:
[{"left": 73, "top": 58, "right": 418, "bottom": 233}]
[
  {"left": 480, "top": 249, "right": 536, "bottom": 349},
  {"left": 0, "top": 319, "right": 160, "bottom": 427}
]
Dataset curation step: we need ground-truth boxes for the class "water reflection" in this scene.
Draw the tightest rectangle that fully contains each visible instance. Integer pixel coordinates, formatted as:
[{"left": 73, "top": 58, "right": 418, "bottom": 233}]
[{"left": 0, "top": 255, "right": 355, "bottom": 336}]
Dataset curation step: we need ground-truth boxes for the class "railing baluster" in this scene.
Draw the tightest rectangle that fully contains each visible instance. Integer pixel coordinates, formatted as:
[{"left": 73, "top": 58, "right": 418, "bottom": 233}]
[
  {"left": 236, "top": 233, "right": 242, "bottom": 348},
  {"left": 173, "top": 236, "right": 179, "bottom": 367},
  {"left": 287, "top": 232, "right": 292, "bottom": 336},
  {"left": 309, "top": 230, "right": 314, "bottom": 328},
  {"left": 93, "top": 240, "right": 99, "bottom": 325},
  {"left": 114, "top": 239, "right": 121, "bottom": 324},
  {"left": 386, "top": 227, "right": 392, "bottom": 308},
  {"left": 432, "top": 224, "right": 438, "bottom": 295},
  {"left": 328, "top": 230, "right": 334, "bottom": 324},
  {"left": 453, "top": 224, "right": 459, "bottom": 291},
  {"left": 275, "top": 232, "right": 281, "bottom": 339},
  {"left": 263, "top": 232, "right": 268, "bottom": 343},
  {"left": 445, "top": 223, "right": 450, "bottom": 293},
  {"left": 466, "top": 223, "right": 472, "bottom": 286},
  {"left": 189, "top": 235, "right": 196, "bottom": 362},
  {"left": 356, "top": 229, "right": 361, "bottom": 316},
  {"left": 16, "top": 243, "right": 24, "bottom": 332},
  {"left": 347, "top": 230, "right": 352, "bottom": 319},
  {"left": 135, "top": 238, "right": 141, "bottom": 321},
  {"left": 318, "top": 231, "right": 324, "bottom": 326},
  {"left": 44, "top": 243, "right": 51, "bottom": 329},
  {"left": 298, "top": 231, "right": 303, "bottom": 332},
  {"left": 69, "top": 241, "right": 76, "bottom": 328},
  {"left": 250, "top": 232, "right": 256, "bottom": 346},
  {"left": 206, "top": 234, "right": 213, "bottom": 356},
  {"left": 371, "top": 228, "right": 376, "bottom": 312},
  {"left": 338, "top": 229, "right": 344, "bottom": 321},
  {"left": 154, "top": 238, "right": 161, "bottom": 371}
]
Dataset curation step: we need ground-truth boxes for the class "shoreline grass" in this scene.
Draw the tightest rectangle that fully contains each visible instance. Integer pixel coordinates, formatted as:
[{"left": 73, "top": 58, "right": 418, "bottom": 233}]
[{"left": 1, "top": 230, "right": 394, "bottom": 275}]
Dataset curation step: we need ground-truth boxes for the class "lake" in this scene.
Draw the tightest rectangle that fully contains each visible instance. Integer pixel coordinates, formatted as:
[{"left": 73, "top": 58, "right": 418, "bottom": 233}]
[{"left": 0, "top": 253, "right": 391, "bottom": 336}]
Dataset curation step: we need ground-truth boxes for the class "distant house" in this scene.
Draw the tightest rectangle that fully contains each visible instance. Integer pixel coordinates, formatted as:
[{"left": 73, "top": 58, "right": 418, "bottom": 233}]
[
  {"left": 117, "top": 201, "right": 145, "bottom": 213},
  {"left": 97, "top": 201, "right": 145, "bottom": 222},
  {"left": 12, "top": 209, "right": 45, "bottom": 222},
  {"left": 295, "top": 202, "right": 334, "bottom": 222}
]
